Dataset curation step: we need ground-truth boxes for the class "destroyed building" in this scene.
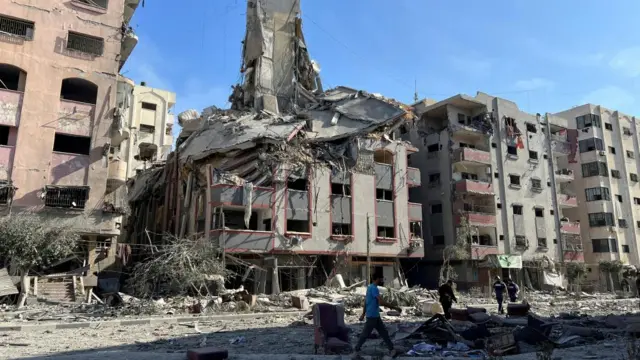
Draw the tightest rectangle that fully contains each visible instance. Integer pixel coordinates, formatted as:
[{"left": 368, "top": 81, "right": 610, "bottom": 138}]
[{"left": 126, "top": 0, "right": 424, "bottom": 294}]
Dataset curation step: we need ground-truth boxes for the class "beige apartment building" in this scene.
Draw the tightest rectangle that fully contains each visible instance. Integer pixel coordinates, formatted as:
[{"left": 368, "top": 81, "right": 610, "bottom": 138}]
[
  {"left": 112, "top": 78, "right": 175, "bottom": 180},
  {"left": 552, "top": 105, "right": 640, "bottom": 284},
  {"left": 406, "top": 93, "right": 582, "bottom": 289},
  {"left": 0, "top": 0, "right": 140, "bottom": 281}
]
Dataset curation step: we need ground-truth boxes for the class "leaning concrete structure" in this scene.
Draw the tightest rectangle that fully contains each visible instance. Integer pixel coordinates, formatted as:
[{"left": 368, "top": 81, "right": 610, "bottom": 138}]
[{"left": 126, "top": 0, "right": 423, "bottom": 293}]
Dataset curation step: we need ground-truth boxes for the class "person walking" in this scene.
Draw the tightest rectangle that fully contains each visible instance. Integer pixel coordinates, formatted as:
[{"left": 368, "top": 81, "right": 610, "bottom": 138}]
[
  {"left": 354, "top": 274, "right": 399, "bottom": 358},
  {"left": 438, "top": 279, "right": 457, "bottom": 320},
  {"left": 506, "top": 278, "right": 519, "bottom": 302},
  {"left": 493, "top": 276, "right": 507, "bottom": 314}
]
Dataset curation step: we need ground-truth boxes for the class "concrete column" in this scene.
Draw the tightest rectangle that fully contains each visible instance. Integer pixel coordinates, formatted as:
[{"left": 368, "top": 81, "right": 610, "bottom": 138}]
[
  {"left": 297, "top": 268, "right": 305, "bottom": 290},
  {"left": 271, "top": 258, "right": 280, "bottom": 294}
]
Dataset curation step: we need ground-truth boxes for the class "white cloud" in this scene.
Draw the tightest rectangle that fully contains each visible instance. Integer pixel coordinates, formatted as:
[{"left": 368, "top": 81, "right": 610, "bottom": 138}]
[
  {"left": 609, "top": 46, "right": 640, "bottom": 77},
  {"left": 449, "top": 55, "right": 492, "bottom": 76},
  {"left": 581, "top": 86, "right": 635, "bottom": 110},
  {"left": 523, "top": 38, "right": 604, "bottom": 67},
  {"left": 514, "top": 78, "right": 555, "bottom": 91}
]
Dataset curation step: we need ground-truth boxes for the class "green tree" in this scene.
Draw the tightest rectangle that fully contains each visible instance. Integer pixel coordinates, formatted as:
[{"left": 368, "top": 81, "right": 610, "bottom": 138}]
[
  {"left": 0, "top": 213, "right": 79, "bottom": 307},
  {"left": 439, "top": 213, "right": 472, "bottom": 284},
  {"left": 599, "top": 260, "right": 624, "bottom": 292},
  {"left": 565, "top": 262, "right": 587, "bottom": 292}
]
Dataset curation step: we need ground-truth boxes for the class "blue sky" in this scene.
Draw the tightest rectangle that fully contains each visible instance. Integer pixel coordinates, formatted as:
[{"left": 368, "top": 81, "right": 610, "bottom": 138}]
[{"left": 122, "top": 0, "right": 640, "bottom": 139}]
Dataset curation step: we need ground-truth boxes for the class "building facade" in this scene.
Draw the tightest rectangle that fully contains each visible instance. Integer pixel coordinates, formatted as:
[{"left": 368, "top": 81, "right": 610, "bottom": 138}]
[
  {"left": 0, "top": 0, "right": 140, "bottom": 282},
  {"left": 406, "top": 93, "right": 582, "bottom": 289}
]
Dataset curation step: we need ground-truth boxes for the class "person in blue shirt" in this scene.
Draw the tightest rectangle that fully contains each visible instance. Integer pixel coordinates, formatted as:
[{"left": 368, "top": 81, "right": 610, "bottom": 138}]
[
  {"left": 506, "top": 278, "right": 519, "bottom": 302},
  {"left": 493, "top": 276, "right": 506, "bottom": 314},
  {"left": 354, "top": 274, "right": 399, "bottom": 358}
]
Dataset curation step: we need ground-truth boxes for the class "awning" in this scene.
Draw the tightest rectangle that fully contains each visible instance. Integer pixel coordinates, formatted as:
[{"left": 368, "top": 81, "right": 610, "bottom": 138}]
[{"left": 480, "top": 254, "right": 522, "bottom": 269}]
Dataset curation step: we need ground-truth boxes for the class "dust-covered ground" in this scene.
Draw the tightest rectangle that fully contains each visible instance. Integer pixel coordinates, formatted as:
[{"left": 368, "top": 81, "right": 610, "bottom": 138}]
[{"left": 3, "top": 296, "right": 640, "bottom": 360}]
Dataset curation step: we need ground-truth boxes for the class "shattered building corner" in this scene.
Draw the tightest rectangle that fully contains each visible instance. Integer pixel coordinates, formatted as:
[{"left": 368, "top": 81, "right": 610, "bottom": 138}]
[{"left": 126, "top": 0, "right": 424, "bottom": 294}]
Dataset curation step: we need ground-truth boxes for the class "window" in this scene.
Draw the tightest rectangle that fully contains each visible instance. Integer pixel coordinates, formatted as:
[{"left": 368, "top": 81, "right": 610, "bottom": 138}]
[
  {"left": 287, "top": 177, "right": 308, "bottom": 191},
  {"left": 619, "top": 219, "right": 628, "bottom": 228},
  {"left": 623, "top": 245, "right": 630, "bottom": 253},
  {"left": 513, "top": 205, "right": 523, "bottom": 215},
  {"left": 139, "top": 124, "right": 155, "bottom": 133},
  {"left": 376, "top": 189, "right": 393, "bottom": 201},
  {"left": 76, "top": 0, "right": 108, "bottom": 8},
  {"left": 427, "top": 144, "right": 439, "bottom": 153},
  {"left": 66, "top": 31, "right": 104, "bottom": 56},
  {"left": 592, "top": 238, "right": 617, "bottom": 253},
  {"left": 609, "top": 146, "right": 616, "bottom": 154},
  {"left": 0, "top": 15, "right": 34, "bottom": 40},
  {"left": 433, "top": 235, "right": 445, "bottom": 245},
  {"left": 459, "top": 143, "right": 476, "bottom": 149},
  {"left": 431, "top": 203, "right": 442, "bottom": 214},
  {"left": 605, "top": 123, "right": 613, "bottom": 130},
  {"left": 529, "top": 150, "right": 538, "bottom": 160},
  {"left": 624, "top": 127, "right": 632, "bottom": 136},
  {"left": 616, "top": 194, "right": 623, "bottom": 203},
  {"left": 457, "top": 113, "right": 466, "bottom": 124},
  {"left": 331, "top": 183, "right": 351, "bottom": 196},
  {"left": 611, "top": 170, "right": 621, "bottom": 179},
  {"left": 52, "top": 134, "right": 91, "bottom": 155},
  {"left": 631, "top": 173, "right": 638, "bottom": 182},
  {"left": 578, "top": 138, "right": 604, "bottom": 153},
  {"left": 550, "top": 209, "right": 554, "bottom": 215},
  {"left": 576, "top": 114, "right": 601, "bottom": 129},
  {"left": 628, "top": 150, "right": 635, "bottom": 159},
  {"left": 534, "top": 208, "right": 544, "bottom": 217},
  {"left": 588, "top": 212, "right": 615, "bottom": 227},
  {"left": 499, "top": 235, "right": 504, "bottom": 240},
  {"left": 531, "top": 178, "right": 542, "bottom": 191},
  {"left": 581, "top": 161, "right": 608, "bottom": 177},
  {"left": 497, "top": 203, "right": 502, "bottom": 209},
  {"left": 409, "top": 222, "right": 422, "bottom": 239},
  {"left": 507, "top": 146, "right": 517, "bottom": 156},
  {"left": 287, "top": 219, "right": 309, "bottom": 233},
  {"left": 428, "top": 173, "right": 440, "bottom": 185},
  {"left": 141, "top": 102, "right": 157, "bottom": 111},
  {"left": 44, "top": 186, "right": 89, "bottom": 209},
  {"left": 494, "top": 172, "right": 499, "bottom": 179},
  {"left": 526, "top": 123, "right": 537, "bottom": 133},
  {"left": 0, "top": 126, "right": 9, "bottom": 146},
  {"left": 491, "top": 143, "right": 497, "bottom": 148},
  {"left": 634, "top": 198, "right": 640, "bottom": 205},
  {"left": 515, "top": 236, "right": 527, "bottom": 247},
  {"left": 509, "top": 175, "right": 521, "bottom": 186},
  {"left": 537, "top": 238, "right": 547, "bottom": 248},
  {"left": 637, "top": 220, "right": 640, "bottom": 228},
  {"left": 332, "top": 223, "right": 352, "bottom": 236},
  {"left": 461, "top": 172, "right": 478, "bottom": 180},
  {"left": 377, "top": 226, "right": 394, "bottom": 238}
]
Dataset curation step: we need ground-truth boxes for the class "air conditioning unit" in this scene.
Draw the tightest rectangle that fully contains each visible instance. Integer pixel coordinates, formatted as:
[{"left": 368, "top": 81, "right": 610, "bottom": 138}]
[{"left": 599, "top": 151, "right": 606, "bottom": 156}]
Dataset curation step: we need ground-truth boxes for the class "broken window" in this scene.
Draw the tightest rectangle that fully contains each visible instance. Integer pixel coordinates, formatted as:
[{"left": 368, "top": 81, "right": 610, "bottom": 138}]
[
  {"left": 537, "top": 238, "right": 547, "bottom": 248},
  {"left": 431, "top": 203, "right": 442, "bottom": 214},
  {"left": 509, "top": 175, "right": 520, "bottom": 186},
  {"left": 576, "top": 114, "right": 601, "bottom": 129},
  {"left": 44, "top": 186, "right": 89, "bottom": 209},
  {"left": 457, "top": 113, "right": 466, "bottom": 124},
  {"left": 529, "top": 150, "right": 538, "bottom": 160},
  {"left": 139, "top": 124, "right": 155, "bottom": 133},
  {"left": 0, "top": 64, "right": 26, "bottom": 92},
  {"left": 624, "top": 127, "right": 632, "bottom": 136},
  {"left": 0, "top": 125, "right": 10, "bottom": 146},
  {"left": 507, "top": 146, "right": 517, "bottom": 156},
  {"left": 53, "top": 133, "right": 91, "bottom": 155},
  {"left": 410, "top": 221, "right": 422, "bottom": 239},
  {"left": 628, "top": 150, "right": 635, "bottom": 159},
  {"left": 513, "top": 205, "right": 523, "bottom": 215},
  {"left": 592, "top": 238, "right": 616, "bottom": 253},
  {"left": 605, "top": 123, "right": 613, "bottom": 130},
  {"left": 212, "top": 209, "right": 259, "bottom": 230},
  {"left": 619, "top": 219, "right": 628, "bottom": 228},
  {"left": 60, "top": 78, "right": 98, "bottom": 104},
  {"left": 373, "top": 149, "right": 394, "bottom": 165},
  {"left": 376, "top": 189, "right": 393, "bottom": 201},
  {"left": 76, "top": 0, "right": 108, "bottom": 8},
  {"left": 535, "top": 208, "right": 544, "bottom": 217},
  {"left": 332, "top": 223, "right": 352, "bottom": 236},
  {"left": 515, "top": 236, "right": 527, "bottom": 247},
  {"left": 287, "top": 176, "right": 307, "bottom": 191},
  {"left": 461, "top": 172, "right": 478, "bottom": 180},
  {"left": 428, "top": 173, "right": 440, "bottom": 186},
  {"left": 141, "top": 102, "right": 157, "bottom": 111},
  {"left": 0, "top": 15, "right": 34, "bottom": 40},
  {"left": 433, "top": 235, "right": 445, "bottom": 245},
  {"left": 526, "top": 123, "right": 537, "bottom": 133},
  {"left": 632, "top": 173, "right": 639, "bottom": 182},
  {"left": 611, "top": 170, "right": 621, "bottom": 179},
  {"left": 427, "top": 144, "right": 439, "bottom": 153},
  {"left": 331, "top": 183, "right": 351, "bottom": 196},
  {"left": 286, "top": 219, "right": 309, "bottom": 233},
  {"left": 0, "top": 181, "right": 14, "bottom": 205},
  {"left": 530, "top": 178, "right": 542, "bottom": 191},
  {"left": 377, "top": 226, "right": 394, "bottom": 238},
  {"left": 616, "top": 194, "right": 623, "bottom": 203},
  {"left": 263, "top": 219, "right": 272, "bottom": 231},
  {"left": 66, "top": 31, "right": 104, "bottom": 56},
  {"left": 578, "top": 138, "right": 603, "bottom": 153},
  {"left": 609, "top": 146, "right": 616, "bottom": 154}
]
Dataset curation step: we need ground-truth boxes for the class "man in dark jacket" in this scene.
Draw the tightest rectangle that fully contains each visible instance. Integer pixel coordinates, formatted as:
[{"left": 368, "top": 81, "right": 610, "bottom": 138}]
[
  {"left": 506, "top": 278, "right": 519, "bottom": 302},
  {"left": 438, "top": 279, "right": 457, "bottom": 319},
  {"left": 493, "top": 276, "right": 506, "bottom": 314}
]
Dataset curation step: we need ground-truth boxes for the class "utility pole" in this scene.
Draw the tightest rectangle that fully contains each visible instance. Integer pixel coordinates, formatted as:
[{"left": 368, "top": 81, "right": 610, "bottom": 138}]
[{"left": 366, "top": 213, "right": 371, "bottom": 283}]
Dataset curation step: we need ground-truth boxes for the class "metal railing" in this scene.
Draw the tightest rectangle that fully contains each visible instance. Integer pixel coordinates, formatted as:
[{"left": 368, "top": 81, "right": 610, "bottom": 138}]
[
  {"left": 66, "top": 32, "right": 104, "bottom": 56},
  {"left": 555, "top": 169, "right": 573, "bottom": 176},
  {"left": 0, "top": 15, "right": 34, "bottom": 40},
  {"left": 76, "top": 0, "right": 108, "bottom": 9},
  {"left": 44, "top": 186, "right": 90, "bottom": 209}
]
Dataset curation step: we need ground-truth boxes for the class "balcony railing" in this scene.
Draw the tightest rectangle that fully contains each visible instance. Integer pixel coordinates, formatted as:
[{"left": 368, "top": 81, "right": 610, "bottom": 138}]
[
  {"left": 455, "top": 205, "right": 497, "bottom": 227},
  {"left": 555, "top": 168, "right": 574, "bottom": 181},
  {"left": 560, "top": 221, "right": 580, "bottom": 234},
  {"left": 67, "top": 32, "right": 104, "bottom": 56},
  {"left": 0, "top": 15, "right": 34, "bottom": 40},
  {"left": 470, "top": 244, "right": 499, "bottom": 260},
  {"left": 558, "top": 193, "right": 578, "bottom": 207},
  {"left": 0, "top": 89, "right": 23, "bottom": 127},
  {"left": 453, "top": 148, "right": 491, "bottom": 165},
  {"left": 58, "top": 99, "right": 95, "bottom": 137},
  {"left": 408, "top": 202, "right": 422, "bottom": 221},
  {"left": 455, "top": 179, "right": 494, "bottom": 195},
  {"left": 407, "top": 167, "right": 421, "bottom": 187}
]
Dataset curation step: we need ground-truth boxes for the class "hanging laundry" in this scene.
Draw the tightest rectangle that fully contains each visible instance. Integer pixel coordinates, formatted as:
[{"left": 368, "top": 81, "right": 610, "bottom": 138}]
[{"left": 516, "top": 136, "right": 525, "bottom": 149}]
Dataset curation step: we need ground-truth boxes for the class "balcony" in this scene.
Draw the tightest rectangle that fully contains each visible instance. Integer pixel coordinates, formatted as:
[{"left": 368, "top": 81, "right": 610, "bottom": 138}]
[
  {"left": 560, "top": 221, "right": 580, "bottom": 234},
  {"left": 470, "top": 245, "right": 499, "bottom": 260},
  {"left": 374, "top": 163, "right": 393, "bottom": 190},
  {"left": 0, "top": 89, "right": 23, "bottom": 127},
  {"left": 450, "top": 115, "right": 491, "bottom": 139},
  {"left": 407, "top": 167, "right": 421, "bottom": 187},
  {"left": 555, "top": 168, "right": 574, "bottom": 182},
  {"left": 456, "top": 209, "right": 497, "bottom": 227},
  {"left": 563, "top": 251, "right": 585, "bottom": 262},
  {"left": 211, "top": 184, "right": 273, "bottom": 209},
  {"left": 453, "top": 148, "right": 491, "bottom": 166},
  {"left": 106, "top": 158, "right": 127, "bottom": 191},
  {"left": 119, "top": 28, "right": 138, "bottom": 70},
  {"left": 408, "top": 202, "right": 422, "bottom": 221},
  {"left": 58, "top": 100, "right": 94, "bottom": 137},
  {"left": 124, "top": 0, "right": 141, "bottom": 24},
  {"left": 550, "top": 134, "right": 570, "bottom": 155},
  {"left": 558, "top": 193, "right": 578, "bottom": 208},
  {"left": 50, "top": 152, "right": 90, "bottom": 186},
  {"left": 0, "top": 146, "right": 14, "bottom": 180},
  {"left": 211, "top": 229, "right": 273, "bottom": 252},
  {"left": 455, "top": 179, "right": 494, "bottom": 195}
]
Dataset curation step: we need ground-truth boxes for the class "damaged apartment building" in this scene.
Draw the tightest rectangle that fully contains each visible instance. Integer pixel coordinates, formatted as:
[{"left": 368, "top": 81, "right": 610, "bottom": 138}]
[
  {"left": 0, "top": 0, "right": 142, "bottom": 300},
  {"left": 127, "top": 0, "right": 424, "bottom": 294},
  {"left": 404, "top": 93, "right": 584, "bottom": 290}
]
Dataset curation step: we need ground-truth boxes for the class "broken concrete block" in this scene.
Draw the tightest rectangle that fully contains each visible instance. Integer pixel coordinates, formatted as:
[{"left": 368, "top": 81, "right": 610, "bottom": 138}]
[
  {"left": 507, "top": 303, "right": 531, "bottom": 317},
  {"left": 291, "top": 295, "right": 310, "bottom": 310},
  {"left": 187, "top": 347, "right": 228, "bottom": 360},
  {"left": 469, "top": 312, "right": 491, "bottom": 323},
  {"left": 241, "top": 293, "right": 256, "bottom": 308},
  {"left": 449, "top": 308, "right": 468, "bottom": 321}
]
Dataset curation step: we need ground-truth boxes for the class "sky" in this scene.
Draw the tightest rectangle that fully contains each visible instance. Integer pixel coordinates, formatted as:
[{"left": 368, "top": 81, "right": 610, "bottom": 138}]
[{"left": 122, "top": 0, "right": 640, "bottom": 140}]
